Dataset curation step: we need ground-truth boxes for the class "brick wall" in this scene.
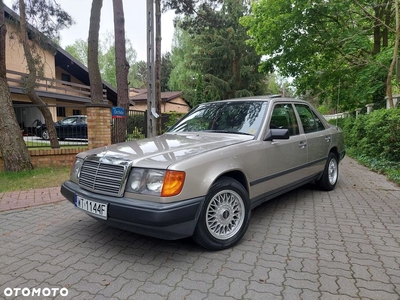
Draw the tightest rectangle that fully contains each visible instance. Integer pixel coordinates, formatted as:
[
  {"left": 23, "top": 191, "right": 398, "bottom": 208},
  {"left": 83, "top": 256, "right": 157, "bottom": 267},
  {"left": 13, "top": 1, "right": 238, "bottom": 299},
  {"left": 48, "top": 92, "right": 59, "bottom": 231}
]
[
  {"left": 87, "top": 105, "right": 112, "bottom": 150},
  {"left": 0, "top": 148, "right": 87, "bottom": 170}
]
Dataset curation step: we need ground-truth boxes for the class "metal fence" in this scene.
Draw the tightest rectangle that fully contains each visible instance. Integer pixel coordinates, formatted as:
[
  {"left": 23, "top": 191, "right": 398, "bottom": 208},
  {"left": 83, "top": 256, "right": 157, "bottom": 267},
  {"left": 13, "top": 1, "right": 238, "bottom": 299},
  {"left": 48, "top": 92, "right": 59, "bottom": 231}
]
[
  {"left": 111, "top": 110, "right": 147, "bottom": 144},
  {"left": 14, "top": 103, "right": 88, "bottom": 148},
  {"left": 14, "top": 103, "right": 184, "bottom": 148}
]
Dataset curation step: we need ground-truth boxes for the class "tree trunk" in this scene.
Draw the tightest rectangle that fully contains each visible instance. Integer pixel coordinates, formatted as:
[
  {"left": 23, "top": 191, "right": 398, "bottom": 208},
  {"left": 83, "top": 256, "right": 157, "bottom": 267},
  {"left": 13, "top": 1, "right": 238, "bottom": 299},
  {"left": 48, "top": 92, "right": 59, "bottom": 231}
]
[
  {"left": 386, "top": 0, "right": 399, "bottom": 108},
  {"left": 113, "top": 0, "right": 129, "bottom": 143},
  {"left": 155, "top": 0, "right": 162, "bottom": 135},
  {"left": 0, "top": 0, "right": 33, "bottom": 171},
  {"left": 373, "top": 7, "right": 381, "bottom": 55},
  {"left": 88, "top": 0, "right": 104, "bottom": 104},
  {"left": 18, "top": 0, "right": 60, "bottom": 149}
]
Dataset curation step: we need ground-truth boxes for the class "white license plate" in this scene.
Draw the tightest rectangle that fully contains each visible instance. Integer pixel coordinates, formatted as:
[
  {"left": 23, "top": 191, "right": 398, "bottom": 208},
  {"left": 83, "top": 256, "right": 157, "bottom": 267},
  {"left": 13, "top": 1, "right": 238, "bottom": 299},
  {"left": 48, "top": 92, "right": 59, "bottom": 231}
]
[{"left": 74, "top": 196, "right": 108, "bottom": 220}]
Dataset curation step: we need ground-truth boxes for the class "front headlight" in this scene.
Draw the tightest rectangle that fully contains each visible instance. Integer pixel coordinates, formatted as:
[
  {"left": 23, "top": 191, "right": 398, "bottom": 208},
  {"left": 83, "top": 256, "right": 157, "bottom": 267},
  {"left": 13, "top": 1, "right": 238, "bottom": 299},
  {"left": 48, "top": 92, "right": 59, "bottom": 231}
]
[
  {"left": 70, "top": 157, "right": 84, "bottom": 183},
  {"left": 145, "top": 170, "right": 165, "bottom": 193},
  {"left": 126, "top": 168, "right": 185, "bottom": 197}
]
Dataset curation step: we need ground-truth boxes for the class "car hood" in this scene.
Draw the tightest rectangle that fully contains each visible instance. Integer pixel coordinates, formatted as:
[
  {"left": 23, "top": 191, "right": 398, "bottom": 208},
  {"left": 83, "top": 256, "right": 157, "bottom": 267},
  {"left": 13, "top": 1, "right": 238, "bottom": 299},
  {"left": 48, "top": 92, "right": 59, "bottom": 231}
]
[{"left": 78, "top": 132, "right": 253, "bottom": 169}]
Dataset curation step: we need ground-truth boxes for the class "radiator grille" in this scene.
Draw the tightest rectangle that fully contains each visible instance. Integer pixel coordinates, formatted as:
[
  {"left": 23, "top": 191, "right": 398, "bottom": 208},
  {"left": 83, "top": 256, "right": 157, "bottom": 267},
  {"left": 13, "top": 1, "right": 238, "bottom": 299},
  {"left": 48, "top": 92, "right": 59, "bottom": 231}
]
[{"left": 79, "top": 160, "right": 127, "bottom": 196}]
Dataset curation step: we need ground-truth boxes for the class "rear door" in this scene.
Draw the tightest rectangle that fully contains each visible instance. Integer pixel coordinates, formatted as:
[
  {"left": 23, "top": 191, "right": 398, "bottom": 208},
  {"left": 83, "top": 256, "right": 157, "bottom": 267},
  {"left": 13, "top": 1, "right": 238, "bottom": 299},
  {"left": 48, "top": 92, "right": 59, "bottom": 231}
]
[{"left": 294, "top": 104, "right": 331, "bottom": 175}]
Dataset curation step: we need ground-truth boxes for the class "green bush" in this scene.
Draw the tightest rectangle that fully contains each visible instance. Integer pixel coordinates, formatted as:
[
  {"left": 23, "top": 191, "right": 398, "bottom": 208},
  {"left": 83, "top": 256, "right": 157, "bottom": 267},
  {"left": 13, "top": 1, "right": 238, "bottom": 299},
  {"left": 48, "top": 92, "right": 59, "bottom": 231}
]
[
  {"left": 337, "top": 109, "right": 400, "bottom": 162},
  {"left": 330, "top": 108, "right": 400, "bottom": 185},
  {"left": 127, "top": 114, "right": 146, "bottom": 135}
]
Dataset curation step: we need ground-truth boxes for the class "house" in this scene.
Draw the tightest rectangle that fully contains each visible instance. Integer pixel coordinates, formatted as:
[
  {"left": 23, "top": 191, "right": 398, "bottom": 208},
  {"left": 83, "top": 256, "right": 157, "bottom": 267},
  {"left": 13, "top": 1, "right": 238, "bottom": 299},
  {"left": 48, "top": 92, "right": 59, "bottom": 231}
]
[
  {"left": 4, "top": 5, "right": 117, "bottom": 132},
  {"left": 129, "top": 88, "right": 190, "bottom": 114}
]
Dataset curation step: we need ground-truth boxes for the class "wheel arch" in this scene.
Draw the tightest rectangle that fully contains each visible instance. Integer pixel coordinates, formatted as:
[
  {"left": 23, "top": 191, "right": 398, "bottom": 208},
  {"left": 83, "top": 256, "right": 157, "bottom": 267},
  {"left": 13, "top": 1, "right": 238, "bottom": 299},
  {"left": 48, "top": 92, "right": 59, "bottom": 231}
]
[
  {"left": 329, "top": 147, "right": 340, "bottom": 161},
  {"left": 209, "top": 170, "right": 249, "bottom": 195}
]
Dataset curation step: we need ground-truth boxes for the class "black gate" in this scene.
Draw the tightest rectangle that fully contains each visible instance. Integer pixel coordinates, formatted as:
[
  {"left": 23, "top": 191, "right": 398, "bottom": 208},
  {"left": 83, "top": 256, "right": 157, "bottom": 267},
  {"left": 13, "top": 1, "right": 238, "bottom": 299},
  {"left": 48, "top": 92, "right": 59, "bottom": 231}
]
[{"left": 111, "top": 110, "right": 147, "bottom": 143}]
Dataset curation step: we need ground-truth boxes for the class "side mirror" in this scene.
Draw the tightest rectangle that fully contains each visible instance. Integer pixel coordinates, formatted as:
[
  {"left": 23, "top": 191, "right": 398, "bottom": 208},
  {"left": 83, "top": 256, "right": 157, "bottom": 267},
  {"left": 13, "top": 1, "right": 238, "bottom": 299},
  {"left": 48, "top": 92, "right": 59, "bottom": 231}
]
[{"left": 264, "top": 128, "right": 290, "bottom": 141}]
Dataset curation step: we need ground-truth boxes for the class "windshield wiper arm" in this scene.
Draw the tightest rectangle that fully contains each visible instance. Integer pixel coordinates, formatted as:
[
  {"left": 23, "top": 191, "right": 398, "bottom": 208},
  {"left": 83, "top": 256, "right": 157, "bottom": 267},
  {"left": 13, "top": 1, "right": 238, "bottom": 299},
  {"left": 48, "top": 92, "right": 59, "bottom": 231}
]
[{"left": 205, "top": 130, "right": 253, "bottom": 136}]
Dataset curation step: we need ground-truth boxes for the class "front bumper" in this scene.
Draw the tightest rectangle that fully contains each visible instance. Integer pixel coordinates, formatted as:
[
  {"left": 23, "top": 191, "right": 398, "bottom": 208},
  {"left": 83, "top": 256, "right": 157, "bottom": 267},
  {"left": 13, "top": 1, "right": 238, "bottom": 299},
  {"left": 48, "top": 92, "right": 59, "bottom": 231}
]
[{"left": 61, "top": 180, "right": 205, "bottom": 240}]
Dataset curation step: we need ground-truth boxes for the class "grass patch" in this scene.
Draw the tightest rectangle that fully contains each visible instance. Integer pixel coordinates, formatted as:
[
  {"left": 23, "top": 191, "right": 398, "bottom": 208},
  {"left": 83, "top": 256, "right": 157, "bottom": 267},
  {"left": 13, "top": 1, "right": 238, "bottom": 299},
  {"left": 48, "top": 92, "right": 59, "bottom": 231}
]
[
  {"left": 25, "top": 141, "right": 51, "bottom": 148},
  {"left": 0, "top": 167, "right": 70, "bottom": 193}
]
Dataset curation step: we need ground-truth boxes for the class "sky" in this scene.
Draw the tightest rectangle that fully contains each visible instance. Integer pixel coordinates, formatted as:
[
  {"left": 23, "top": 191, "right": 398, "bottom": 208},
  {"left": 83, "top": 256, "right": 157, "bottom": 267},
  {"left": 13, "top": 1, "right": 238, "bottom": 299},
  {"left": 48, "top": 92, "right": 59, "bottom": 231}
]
[{"left": 4, "top": 0, "right": 177, "bottom": 62}]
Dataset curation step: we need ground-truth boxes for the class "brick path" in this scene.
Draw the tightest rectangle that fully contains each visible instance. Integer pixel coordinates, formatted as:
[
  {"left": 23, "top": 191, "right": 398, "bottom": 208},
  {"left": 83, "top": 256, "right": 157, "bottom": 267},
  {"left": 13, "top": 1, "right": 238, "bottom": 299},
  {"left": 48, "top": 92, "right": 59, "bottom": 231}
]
[
  {"left": 1, "top": 157, "right": 400, "bottom": 299},
  {"left": 0, "top": 187, "right": 64, "bottom": 212}
]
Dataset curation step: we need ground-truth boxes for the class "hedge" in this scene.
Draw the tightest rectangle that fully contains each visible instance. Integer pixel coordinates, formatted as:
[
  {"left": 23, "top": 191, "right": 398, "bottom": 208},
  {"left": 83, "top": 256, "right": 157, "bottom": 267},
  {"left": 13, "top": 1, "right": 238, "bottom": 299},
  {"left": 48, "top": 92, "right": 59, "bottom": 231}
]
[{"left": 331, "top": 108, "right": 400, "bottom": 162}]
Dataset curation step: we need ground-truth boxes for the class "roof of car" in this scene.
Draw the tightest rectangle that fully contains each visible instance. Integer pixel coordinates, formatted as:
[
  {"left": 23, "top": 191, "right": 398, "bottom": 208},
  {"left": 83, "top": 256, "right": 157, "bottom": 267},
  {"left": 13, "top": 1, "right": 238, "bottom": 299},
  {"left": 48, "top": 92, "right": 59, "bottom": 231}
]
[{"left": 205, "top": 95, "right": 306, "bottom": 103}]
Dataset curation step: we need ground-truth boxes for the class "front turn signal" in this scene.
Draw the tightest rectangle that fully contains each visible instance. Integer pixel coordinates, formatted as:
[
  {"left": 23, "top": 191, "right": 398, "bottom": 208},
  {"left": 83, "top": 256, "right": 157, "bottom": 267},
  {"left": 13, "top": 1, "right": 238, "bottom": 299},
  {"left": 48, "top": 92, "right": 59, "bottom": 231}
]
[{"left": 161, "top": 171, "right": 186, "bottom": 197}]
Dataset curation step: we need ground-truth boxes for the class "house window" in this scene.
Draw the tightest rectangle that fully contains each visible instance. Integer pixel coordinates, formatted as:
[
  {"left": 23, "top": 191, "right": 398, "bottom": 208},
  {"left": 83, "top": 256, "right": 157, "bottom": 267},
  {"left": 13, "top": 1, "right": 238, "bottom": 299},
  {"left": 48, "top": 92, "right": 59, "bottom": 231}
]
[
  {"left": 61, "top": 73, "right": 71, "bottom": 82},
  {"left": 57, "top": 107, "right": 66, "bottom": 117},
  {"left": 73, "top": 109, "right": 81, "bottom": 115}
]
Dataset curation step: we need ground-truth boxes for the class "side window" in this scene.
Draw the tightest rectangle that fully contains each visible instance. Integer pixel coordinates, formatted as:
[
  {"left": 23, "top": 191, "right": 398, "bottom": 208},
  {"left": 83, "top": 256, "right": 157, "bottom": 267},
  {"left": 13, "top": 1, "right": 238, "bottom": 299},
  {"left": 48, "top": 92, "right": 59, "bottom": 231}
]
[
  {"left": 269, "top": 103, "right": 299, "bottom": 136},
  {"left": 60, "top": 117, "right": 77, "bottom": 125},
  {"left": 295, "top": 104, "right": 326, "bottom": 133}
]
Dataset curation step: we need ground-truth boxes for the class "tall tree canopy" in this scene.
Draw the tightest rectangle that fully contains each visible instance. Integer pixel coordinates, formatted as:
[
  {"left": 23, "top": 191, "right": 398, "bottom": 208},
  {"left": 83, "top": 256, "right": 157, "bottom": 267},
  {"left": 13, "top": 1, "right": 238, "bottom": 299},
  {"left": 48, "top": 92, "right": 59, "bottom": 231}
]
[
  {"left": 167, "top": 0, "right": 267, "bottom": 106},
  {"left": 240, "top": 0, "right": 399, "bottom": 110},
  {"left": 66, "top": 36, "right": 140, "bottom": 89},
  {"left": 161, "top": 52, "right": 173, "bottom": 91}
]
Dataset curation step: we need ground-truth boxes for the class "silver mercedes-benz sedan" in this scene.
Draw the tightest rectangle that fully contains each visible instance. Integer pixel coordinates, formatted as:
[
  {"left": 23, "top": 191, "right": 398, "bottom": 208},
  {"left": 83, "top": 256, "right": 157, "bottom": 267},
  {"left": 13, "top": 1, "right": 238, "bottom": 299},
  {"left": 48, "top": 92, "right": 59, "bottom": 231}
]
[{"left": 61, "top": 95, "right": 345, "bottom": 250}]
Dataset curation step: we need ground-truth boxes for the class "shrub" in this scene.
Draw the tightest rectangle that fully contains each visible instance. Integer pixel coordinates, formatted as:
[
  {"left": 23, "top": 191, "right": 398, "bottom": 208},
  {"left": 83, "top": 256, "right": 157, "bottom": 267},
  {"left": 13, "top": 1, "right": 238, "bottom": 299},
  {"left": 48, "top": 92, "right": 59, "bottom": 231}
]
[
  {"left": 127, "top": 113, "right": 146, "bottom": 135},
  {"left": 332, "top": 109, "right": 400, "bottom": 162}
]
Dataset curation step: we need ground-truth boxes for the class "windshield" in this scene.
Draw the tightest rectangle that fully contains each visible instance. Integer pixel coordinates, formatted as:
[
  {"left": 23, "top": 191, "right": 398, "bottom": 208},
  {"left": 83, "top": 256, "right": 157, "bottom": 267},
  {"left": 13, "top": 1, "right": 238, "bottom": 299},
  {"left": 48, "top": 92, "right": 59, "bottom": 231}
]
[{"left": 168, "top": 101, "right": 268, "bottom": 137}]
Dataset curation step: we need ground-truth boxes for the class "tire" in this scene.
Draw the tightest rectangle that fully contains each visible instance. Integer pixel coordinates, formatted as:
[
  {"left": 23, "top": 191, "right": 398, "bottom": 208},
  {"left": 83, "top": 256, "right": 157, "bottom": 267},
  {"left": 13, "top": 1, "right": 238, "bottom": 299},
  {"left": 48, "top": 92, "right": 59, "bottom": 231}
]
[
  {"left": 41, "top": 129, "right": 49, "bottom": 140},
  {"left": 317, "top": 152, "right": 339, "bottom": 191},
  {"left": 193, "top": 177, "right": 251, "bottom": 251}
]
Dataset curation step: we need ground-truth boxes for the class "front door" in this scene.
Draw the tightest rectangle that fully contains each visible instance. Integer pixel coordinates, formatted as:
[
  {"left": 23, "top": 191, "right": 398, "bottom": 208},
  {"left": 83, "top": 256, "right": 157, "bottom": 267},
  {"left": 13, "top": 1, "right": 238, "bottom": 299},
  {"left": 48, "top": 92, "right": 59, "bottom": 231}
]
[{"left": 262, "top": 103, "right": 308, "bottom": 194}]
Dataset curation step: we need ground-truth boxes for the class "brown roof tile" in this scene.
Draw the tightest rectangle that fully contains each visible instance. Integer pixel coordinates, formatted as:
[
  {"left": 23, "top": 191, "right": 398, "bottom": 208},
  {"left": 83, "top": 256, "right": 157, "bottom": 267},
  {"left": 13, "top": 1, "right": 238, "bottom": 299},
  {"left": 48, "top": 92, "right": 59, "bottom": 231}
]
[{"left": 130, "top": 91, "right": 183, "bottom": 102}]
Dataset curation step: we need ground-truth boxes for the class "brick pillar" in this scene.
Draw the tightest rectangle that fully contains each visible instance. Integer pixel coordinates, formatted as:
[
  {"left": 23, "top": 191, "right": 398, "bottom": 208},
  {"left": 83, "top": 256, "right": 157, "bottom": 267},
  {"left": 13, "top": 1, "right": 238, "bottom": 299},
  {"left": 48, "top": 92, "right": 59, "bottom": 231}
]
[{"left": 86, "top": 104, "right": 112, "bottom": 150}]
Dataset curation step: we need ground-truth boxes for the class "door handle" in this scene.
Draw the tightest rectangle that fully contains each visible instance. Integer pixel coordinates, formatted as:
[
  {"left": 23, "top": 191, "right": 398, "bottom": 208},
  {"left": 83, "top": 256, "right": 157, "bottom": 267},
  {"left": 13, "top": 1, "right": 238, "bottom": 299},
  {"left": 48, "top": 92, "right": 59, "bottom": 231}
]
[
  {"left": 299, "top": 141, "right": 307, "bottom": 149},
  {"left": 325, "top": 136, "right": 331, "bottom": 142}
]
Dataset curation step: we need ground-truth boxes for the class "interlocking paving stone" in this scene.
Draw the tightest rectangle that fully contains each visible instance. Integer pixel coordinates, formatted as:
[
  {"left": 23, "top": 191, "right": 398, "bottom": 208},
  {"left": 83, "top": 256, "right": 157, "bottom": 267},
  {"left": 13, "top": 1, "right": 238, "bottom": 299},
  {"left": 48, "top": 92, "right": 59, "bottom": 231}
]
[{"left": 1, "top": 156, "right": 400, "bottom": 299}]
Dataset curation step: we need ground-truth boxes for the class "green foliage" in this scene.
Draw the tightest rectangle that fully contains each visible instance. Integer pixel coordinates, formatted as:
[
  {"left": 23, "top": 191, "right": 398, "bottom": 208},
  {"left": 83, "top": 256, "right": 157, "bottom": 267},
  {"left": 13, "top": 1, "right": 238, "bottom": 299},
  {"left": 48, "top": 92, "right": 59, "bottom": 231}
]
[
  {"left": 194, "top": 74, "right": 204, "bottom": 107},
  {"left": 168, "top": 0, "right": 267, "bottom": 105},
  {"left": 126, "top": 127, "right": 145, "bottom": 141},
  {"left": 161, "top": 52, "right": 173, "bottom": 91},
  {"left": 163, "top": 112, "right": 185, "bottom": 132},
  {"left": 12, "top": 0, "right": 74, "bottom": 42},
  {"left": 0, "top": 167, "right": 70, "bottom": 192},
  {"left": 134, "top": 60, "right": 147, "bottom": 89},
  {"left": 65, "top": 33, "right": 140, "bottom": 88},
  {"left": 168, "top": 26, "right": 198, "bottom": 105},
  {"left": 127, "top": 114, "right": 146, "bottom": 138},
  {"left": 241, "top": 0, "right": 396, "bottom": 111},
  {"left": 65, "top": 39, "right": 88, "bottom": 65},
  {"left": 331, "top": 109, "right": 400, "bottom": 185}
]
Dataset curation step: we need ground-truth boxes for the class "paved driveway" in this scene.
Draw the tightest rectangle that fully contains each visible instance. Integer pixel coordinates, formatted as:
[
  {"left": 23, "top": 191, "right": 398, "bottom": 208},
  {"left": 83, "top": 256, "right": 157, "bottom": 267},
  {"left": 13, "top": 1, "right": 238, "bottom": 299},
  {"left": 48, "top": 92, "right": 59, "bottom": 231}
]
[{"left": 1, "top": 157, "right": 400, "bottom": 299}]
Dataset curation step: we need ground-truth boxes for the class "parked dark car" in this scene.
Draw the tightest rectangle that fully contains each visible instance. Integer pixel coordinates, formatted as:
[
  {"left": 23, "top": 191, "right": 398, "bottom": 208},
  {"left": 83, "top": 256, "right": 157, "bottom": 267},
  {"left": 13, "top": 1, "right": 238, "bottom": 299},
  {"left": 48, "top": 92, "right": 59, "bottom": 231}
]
[
  {"left": 61, "top": 96, "right": 345, "bottom": 250},
  {"left": 36, "top": 115, "right": 88, "bottom": 140}
]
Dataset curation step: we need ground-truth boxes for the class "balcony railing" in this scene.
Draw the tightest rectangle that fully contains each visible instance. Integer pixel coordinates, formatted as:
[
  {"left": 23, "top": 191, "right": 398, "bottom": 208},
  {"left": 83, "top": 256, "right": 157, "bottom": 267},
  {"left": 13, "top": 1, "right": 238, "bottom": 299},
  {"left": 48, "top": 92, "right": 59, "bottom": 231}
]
[{"left": 6, "top": 69, "right": 107, "bottom": 100}]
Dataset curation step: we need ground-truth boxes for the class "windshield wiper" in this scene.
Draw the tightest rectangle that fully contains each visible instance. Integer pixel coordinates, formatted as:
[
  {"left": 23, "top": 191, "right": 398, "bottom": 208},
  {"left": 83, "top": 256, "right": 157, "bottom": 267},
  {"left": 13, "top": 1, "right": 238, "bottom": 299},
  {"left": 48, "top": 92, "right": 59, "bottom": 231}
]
[{"left": 204, "top": 130, "right": 253, "bottom": 136}]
